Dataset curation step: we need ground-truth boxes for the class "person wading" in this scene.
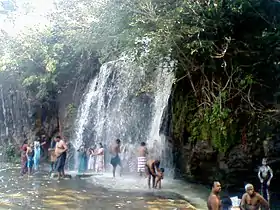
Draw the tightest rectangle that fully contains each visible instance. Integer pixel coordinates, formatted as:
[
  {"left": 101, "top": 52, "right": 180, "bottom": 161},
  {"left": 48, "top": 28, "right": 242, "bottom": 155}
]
[
  {"left": 110, "top": 139, "right": 122, "bottom": 177},
  {"left": 26, "top": 142, "right": 34, "bottom": 176},
  {"left": 207, "top": 181, "right": 222, "bottom": 210},
  {"left": 138, "top": 142, "right": 148, "bottom": 177},
  {"left": 20, "top": 140, "right": 28, "bottom": 176},
  {"left": 145, "top": 159, "right": 161, "bottom": 189},
  {"left": 258, "top": 158, "right": 273, "bottom": 202},
  {"left": 54, "top": 136, "right": 68, "bottom": 179}
]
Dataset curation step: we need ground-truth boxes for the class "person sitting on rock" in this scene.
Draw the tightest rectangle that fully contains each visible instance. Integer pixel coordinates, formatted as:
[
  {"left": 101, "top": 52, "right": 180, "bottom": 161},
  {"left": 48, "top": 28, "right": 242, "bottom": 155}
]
[{"left": 240, "top": 183, "right": 269, "bottom": 210}]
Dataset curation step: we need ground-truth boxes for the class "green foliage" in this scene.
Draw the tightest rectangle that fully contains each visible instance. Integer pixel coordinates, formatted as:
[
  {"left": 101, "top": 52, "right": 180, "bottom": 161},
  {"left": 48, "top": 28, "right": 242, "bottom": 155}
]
[
  {"left": 5, "top": 145, "right": 20, "bottom": 163},
  {"left": 66, "top": 103, "right": 77, "bottom": 118},
  {"left": 1, "top": 0, "right": 280, "bottom": 152},
  {"left": 189, "top": 102, "right": 236, "bottom": 152}
]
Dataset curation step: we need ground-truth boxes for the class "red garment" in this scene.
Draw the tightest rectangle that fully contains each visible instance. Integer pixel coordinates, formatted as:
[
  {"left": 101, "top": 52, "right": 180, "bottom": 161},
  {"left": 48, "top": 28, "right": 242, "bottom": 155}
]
[
  {"left": 20, "top": 144, "right": 28, "bottom": 158},
  {"left": 20, "top": 144, "right": 28, "bottom": 152}
]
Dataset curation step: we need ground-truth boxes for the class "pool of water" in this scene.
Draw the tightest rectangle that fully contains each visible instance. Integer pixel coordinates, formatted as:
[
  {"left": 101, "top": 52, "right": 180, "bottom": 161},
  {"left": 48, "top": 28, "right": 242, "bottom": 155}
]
[
  {"left": 85, "top": 171, "right": 208, "bottom": 210},
  {"left": 0, "top": 164, "right": 199, "bottom": 210}
]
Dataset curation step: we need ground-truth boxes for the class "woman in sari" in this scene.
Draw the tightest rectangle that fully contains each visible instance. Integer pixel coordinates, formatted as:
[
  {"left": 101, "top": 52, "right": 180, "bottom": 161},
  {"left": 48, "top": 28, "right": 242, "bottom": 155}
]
[
  {"left": 20, "top": 140, "right": 28, "bottom": 176},
  {"left": 33, "top": 139, "right": 41, "bottom": 172},
  {"left": 87, "top": 147, "right": 95, "bottom": 171},
  {"left": 77, "top": 144, "right": 87, "bottom": 174},
  {"left": 95, "top": 143, "right": 104, "bottom": 173}
]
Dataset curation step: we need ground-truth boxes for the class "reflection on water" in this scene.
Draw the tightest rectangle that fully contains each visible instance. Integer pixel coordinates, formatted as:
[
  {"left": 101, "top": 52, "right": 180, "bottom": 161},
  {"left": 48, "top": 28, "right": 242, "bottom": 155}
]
[{"left": 0, "top": 165, "right": 197, "bottom": 210}]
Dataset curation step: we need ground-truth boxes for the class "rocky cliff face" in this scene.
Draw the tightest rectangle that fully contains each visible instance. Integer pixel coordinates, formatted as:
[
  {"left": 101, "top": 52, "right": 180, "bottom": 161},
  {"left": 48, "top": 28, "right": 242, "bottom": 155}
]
[
  {"left": 162, "top": 85, "right": 280, "bottom": 192},
  {"left": 0, "top": 56, "right": 100, "bottom": 161}
]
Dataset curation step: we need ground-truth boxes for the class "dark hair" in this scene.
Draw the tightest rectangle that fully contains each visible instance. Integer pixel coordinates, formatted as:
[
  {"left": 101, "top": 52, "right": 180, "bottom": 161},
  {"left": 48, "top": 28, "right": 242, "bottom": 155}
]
[
  {"left": 99, "top": 143, "right": 103, "bottom": 148},
  {"left": 116, "top": 139, "right": 120, "bottom": 144},
  {"left": 155, "top": 160, "right": 160, "bottom": 168},
  {"left": 140, "top": 142, "right": 146, "bottom": 146},
  {"left": 160, "top": 168, "right": 165, "bottom": 173},
  {"left": 56, "top": 136, "right": 61, "bottom": 139}
]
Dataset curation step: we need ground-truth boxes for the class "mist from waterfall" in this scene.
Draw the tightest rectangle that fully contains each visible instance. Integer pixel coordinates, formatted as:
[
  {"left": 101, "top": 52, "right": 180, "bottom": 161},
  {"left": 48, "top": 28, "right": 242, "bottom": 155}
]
[{"left": 72, "top": 56, "right": 174, "bottom": 173}]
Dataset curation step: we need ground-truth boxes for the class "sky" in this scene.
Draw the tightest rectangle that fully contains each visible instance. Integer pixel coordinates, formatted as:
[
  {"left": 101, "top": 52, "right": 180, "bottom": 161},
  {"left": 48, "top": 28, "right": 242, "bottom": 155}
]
[{"left": 0, "top": 0, "right": 55, "bottom": 36}]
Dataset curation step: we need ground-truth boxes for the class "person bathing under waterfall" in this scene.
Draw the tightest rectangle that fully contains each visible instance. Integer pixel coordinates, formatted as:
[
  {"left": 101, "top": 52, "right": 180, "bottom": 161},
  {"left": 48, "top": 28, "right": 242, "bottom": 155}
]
[
  {"left": 145, "top": 159, "right": 161, "bottom": 189},
  {"left": 95, "top": 143, "right": 105, "bottom": 173},
  {"left": 154, "top": 168, "right": 164, "bottom": 189},
  {"left": 77, "top": 143, "right": 87, "bottom": 174},
  {"left": 33, "top": 138, "right": 41, "bottom": 172},
  {"left": 48, "top": 137, "right": 59, "bottom": 173},
  {"left": 240, "top": 183, "right": 269, "bottom": 210},
  {"left": 110, "top": 139, "right": 122, "bottom": 177},
  {"left": 138, "top": 142, "right": 148, "bottom": 177},
  {"left": 55, "top": 136, "right": 68, "bottom": 179},
  {"left": 26, "top": 142, "right": 34, "bottom": 176},
  {"left": 258, "top": 158, "right": 273, "bottom": 202},
  {"left": 20, "top": 139, "right": 28, "bottom": 176},
  {"left": 87, "top": 147, "right": 95, "bottom": 172}
]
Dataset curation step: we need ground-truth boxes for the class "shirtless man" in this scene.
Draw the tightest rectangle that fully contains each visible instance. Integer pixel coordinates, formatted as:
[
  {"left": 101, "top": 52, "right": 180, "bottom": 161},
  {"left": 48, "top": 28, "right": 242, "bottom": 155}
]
[
  {"left": 138, "top": 142, "right": 148, "bottom": 176},
  {"left": 240, "top": 184, "right": 269, "bottom": 210},
  {"left": 207, "top": 181, "right": 222, "bottom": 210},
  {"left": 54, "top": 136, "right": 68, "bottom": 179},
  {"left": 110, "top": 139, "right": 122, "bottom": 177},
  {"left": 145, "top": 159, "right": 161, "bottom": 189},
  {"left": 258, "top": 158, "right": 273, "bottom": 202}
]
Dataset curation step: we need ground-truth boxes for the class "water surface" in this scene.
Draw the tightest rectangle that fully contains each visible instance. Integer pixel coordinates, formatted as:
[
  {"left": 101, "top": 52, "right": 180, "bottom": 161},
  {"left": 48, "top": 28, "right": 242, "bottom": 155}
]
[{"left": 0, "top": 165, "right": 198, "bottom": 210}]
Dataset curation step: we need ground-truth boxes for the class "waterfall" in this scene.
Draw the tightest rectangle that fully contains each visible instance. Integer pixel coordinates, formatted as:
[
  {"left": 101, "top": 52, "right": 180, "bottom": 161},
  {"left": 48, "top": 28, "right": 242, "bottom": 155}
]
[
  {"left": 72, "top": 56, "right": 174, "bottom": 172},
  {"left": 0, "top": 85, "right": 8, "bottom": 136}
]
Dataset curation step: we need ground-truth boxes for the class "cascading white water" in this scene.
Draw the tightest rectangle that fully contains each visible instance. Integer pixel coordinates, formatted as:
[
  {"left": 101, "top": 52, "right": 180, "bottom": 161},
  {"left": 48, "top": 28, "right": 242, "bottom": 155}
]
[
  {"left": 0, "top": 85, "right": 8, "bottom": 136},
  {"left": 72, "top": 56, "right": 174, "bottom": 172}
]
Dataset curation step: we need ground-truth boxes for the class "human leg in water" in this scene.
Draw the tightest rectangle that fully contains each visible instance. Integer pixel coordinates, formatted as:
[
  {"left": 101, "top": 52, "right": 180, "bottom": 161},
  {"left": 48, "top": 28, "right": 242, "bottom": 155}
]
[
  {"left": 111, "top": 155, "right": 122, "bottom": 177},
  {"left": 27, "top": 157, "right": 33, "bottom": 176},
  {"left": 261, "top": 180, "right": 270, "bottom": 202},
  {"left": 146, "top": 165, "right": 156, "bottom": 188}
]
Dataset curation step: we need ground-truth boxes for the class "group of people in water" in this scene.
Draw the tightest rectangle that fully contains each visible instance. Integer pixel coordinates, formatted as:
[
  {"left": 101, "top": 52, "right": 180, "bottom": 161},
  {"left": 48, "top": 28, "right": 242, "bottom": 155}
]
[
  {"left": 20, "top": 135, "right": 68, "bottom": 179},
  {"left": 21, "top": 135, "right": 275, "bottom": 209},
  {"left": 19, "top": 136, "right": 164, "bottom": 189},
  {"left": 110, "top": 139, "right": 164, "bottom": 189},
  {"left": 208, "top": 158, "right": 274, "bottom": 210}
]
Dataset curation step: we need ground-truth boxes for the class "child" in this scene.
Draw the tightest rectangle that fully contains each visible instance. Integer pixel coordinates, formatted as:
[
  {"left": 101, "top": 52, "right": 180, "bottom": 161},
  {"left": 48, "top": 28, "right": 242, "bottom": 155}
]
[
  {"left": 155, "top": 168, "right": 164, "bottom": 189},
  {"left": 26, "top": 142, "right": 34, "bottom": 176}
]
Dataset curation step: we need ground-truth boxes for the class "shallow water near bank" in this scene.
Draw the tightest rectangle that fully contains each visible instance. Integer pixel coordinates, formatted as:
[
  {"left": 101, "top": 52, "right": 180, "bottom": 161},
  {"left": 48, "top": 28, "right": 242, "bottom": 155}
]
[
  {"left": 86, "top": 171, "right": 208, "bottom": 210},
  {"left": 0, "top": 164, "right": 203, "bottom": 210}
]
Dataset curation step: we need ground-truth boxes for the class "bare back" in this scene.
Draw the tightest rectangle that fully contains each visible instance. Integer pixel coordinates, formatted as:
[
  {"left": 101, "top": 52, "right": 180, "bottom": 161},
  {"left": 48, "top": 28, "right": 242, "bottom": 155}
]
[
  {"left": 138, "top": 146, "right": 148, "bottom": 157},
  {"left": 110, "top": 143, "right": 120, "bottom": 156}
]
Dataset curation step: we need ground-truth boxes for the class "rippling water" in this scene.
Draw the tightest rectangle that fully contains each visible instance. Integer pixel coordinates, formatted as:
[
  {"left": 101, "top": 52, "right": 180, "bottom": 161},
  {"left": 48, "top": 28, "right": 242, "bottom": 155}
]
[{"left": 0, "top": 164, "right": 203, "bottom": 210}]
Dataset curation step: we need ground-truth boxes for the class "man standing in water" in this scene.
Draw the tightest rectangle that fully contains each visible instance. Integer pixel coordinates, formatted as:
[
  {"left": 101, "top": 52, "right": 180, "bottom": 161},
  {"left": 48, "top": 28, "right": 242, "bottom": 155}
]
[
  {"left": 240, "top": 183, "right": 269, "bottom": 210},
  {"left": 110, "top": 139, "right": 122, "bottom": 177},
  {"left": 145, "top": 159, "right": 161, "bottom": 189},
  {"left": 207, "top": 181, "right": 222, "bottom": 210},
  {"left": 55, "top": 136, "right": 68, "bottom": 179},
  {"left": 138, "top": 142, "right": 148, "bottom": 176},
  {"left": 258, "top": 158, "right": 273, "bottom": 202}
]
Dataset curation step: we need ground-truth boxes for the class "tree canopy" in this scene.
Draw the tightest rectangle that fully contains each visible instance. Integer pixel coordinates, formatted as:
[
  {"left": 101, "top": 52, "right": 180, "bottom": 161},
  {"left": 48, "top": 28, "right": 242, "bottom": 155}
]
[{"left": 0, "top": 0, "right": 280, "bottom": 152}]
